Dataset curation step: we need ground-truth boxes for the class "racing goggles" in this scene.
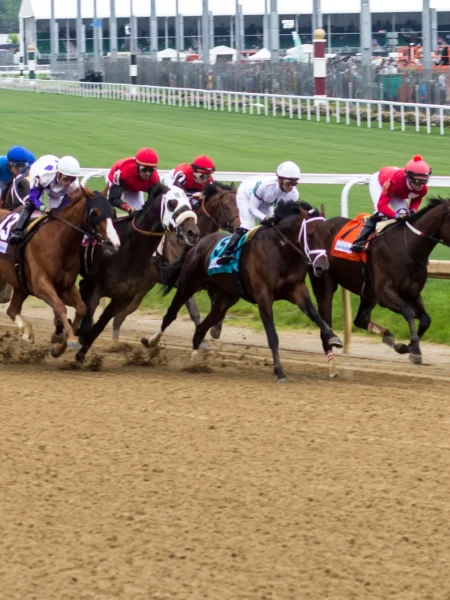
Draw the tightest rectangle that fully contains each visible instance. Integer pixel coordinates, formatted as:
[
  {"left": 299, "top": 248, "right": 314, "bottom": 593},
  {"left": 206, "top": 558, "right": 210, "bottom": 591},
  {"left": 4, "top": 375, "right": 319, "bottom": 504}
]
[
  {"left": 10, "top": 161, "right": 26, "bottom": 169},
  {"left": 138, "top": 165, "right": 155, "bottom": 174},
  {"left": 196, "top": 172, "right": 211, "bottom": 180},
  {"left": 280, "top": 178, "right": 299, "bottom": 187},
  {"left": 58, "top": 173, "right": 77, "bottom": 184},
  {"left": 408, "top": 175, "right": 428, "bottom": 186}
]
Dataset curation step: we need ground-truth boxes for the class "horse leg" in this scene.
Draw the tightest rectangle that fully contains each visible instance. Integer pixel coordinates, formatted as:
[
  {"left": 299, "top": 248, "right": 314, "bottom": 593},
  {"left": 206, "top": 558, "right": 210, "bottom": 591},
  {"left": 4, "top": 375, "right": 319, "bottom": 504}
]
[
  {"left": 207, "top": 287, "right": 224, "bottom": 340},
  {"left": 59, "top": 286, "right": 87, "bottom": 351},
  {"left": 309, "top": 272, "right": 339, "bottom": 376},
  {"left": 34, "top": 278, "right": 75, "bottom": 357},
  {"left": 255, "top": 290, "right": 288, "bottom": 383},
  {"left": 76, "top": 297, "right": 132, "bottom": 363},
  {"left": 112, "top": 288, "right": 150, "bottom": 346},
  {"left": 353, "top": 295, "right": 396, "bottom": 349},
  {"left": 379, "top": 290, "right": 422, "bottom": 364},
  {"left": 184, "top": 294, "right": 212, "bottom": 352},
  {"left": 141, "top": 282, "right": 200, "bottom": 350},
  {"left": 396, "top": 295, "right": 431, "bottom": 355},
  {"left": 78, "top": 283, "right": 102, "bottom": 341},
  {"left": 191, "top": 294, "right": 238, "bottom": 364},
  {"left": 6, "top": 288, "right": 33, "bottom": 342}
]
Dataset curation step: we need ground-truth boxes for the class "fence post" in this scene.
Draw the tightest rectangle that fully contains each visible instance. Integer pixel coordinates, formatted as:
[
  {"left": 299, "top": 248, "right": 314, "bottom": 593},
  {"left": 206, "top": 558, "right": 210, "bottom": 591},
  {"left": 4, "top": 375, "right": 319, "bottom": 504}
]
[{"left": 27, "top": 45, "right": 36, "bottom": 80}]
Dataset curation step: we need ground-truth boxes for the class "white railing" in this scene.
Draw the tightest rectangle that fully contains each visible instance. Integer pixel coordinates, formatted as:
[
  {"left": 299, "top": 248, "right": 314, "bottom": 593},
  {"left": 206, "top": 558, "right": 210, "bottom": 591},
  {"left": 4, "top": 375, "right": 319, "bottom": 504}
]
[{"left": 1, "top": 78, "right": 450, "bottom": 135}]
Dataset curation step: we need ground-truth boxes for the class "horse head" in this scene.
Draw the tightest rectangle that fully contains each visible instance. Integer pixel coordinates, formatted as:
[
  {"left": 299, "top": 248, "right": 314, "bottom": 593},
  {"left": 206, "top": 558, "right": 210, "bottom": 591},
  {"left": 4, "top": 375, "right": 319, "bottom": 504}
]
[
  {"left": 3, "top": 174, "right": 30, "bottom": 210},
  {"left": 159, "top": 185, "right": 200, "bottom": 247},
  {"left": 80, "top": 188, "right": 121, "bottom": 251},
  {"left": 274, "top": 200, "right": 330, "bottom": 278},
  {"left": 201, "top": 182, "right": 240, "bottom": 233}
]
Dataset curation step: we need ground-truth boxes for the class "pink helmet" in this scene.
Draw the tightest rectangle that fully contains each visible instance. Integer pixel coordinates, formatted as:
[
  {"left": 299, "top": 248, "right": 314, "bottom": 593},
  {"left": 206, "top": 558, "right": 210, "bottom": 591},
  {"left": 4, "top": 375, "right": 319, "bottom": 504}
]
[{"left": 405, "top": 155, "right": 431, "bottom": 183}]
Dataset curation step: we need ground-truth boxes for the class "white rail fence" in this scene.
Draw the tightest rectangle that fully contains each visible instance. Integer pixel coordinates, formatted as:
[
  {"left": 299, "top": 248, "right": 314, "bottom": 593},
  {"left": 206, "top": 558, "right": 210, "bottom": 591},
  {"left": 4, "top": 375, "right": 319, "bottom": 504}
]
[
  {"left": 80, "top": 169, "right": 450, "bottom": 352},
  {"left": 1, "top": 78, "right": 450, "bottom": 135}
]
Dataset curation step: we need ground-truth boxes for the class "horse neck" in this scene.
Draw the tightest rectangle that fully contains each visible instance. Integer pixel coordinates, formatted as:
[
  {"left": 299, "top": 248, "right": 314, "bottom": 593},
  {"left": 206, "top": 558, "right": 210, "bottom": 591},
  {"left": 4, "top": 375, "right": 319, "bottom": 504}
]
[
  {"left": 404, "top": 205, "right": 446, "bottom": 258},
  {"left": 196, "top": 207, "right": 217, "bottom": 236},
  {"left": 50, "top": 196, "right": 87, "bottom": 248},
  {"left": 135, "top": 196, "right": 164, "bottom": 235},
  {"left": 276, "top": 214, "right": 302, "bottom": 243}
]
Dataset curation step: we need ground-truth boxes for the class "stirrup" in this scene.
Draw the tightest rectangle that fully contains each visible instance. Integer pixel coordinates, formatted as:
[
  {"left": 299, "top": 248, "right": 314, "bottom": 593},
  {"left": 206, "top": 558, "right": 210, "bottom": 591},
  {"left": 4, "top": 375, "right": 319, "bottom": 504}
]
[{"left": 8, "top": 233, "right": 23, "bottom": 246}]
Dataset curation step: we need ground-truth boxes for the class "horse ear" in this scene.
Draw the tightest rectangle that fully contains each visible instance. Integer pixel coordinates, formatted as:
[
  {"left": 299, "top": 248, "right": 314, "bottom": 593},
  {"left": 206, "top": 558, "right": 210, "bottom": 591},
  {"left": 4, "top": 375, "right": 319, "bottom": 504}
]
[
  {"left": 320, "top": 203, "right": 326, "bottom": 218},
  {"left": 231, "top": 182, "right": 237, "bottom": 191}
]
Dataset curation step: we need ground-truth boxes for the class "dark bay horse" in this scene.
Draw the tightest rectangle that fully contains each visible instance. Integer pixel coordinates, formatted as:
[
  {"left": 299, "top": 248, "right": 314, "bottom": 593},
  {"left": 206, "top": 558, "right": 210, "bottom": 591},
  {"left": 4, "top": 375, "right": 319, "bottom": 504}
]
[
  {"left": 1, "top": 173, "right": 30, "bottom": 210},
  {"left": 0, "top": 188, "right": 120, "bottom": 356},
  {"left": 75, "top": 184, "right": 200, "bottom": 362},
  {"left": 143, "top": 201, "right": 343, "bottom": 383},
  {"left": 309, "top": 198, "right": 450, "bottom": 374},
  {"left": 110, "top": 182, "right": 239, "bottom": 345}
]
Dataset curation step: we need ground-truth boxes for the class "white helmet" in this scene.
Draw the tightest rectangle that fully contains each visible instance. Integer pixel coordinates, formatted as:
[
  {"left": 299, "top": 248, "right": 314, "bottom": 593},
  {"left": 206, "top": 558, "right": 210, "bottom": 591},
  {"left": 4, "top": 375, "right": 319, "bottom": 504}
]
[
  {"left": 57, "top": 156, "right": 81, "bottom": 177},
  {"left": 276, "top": 161, "right": 301, "bottom": 180}
]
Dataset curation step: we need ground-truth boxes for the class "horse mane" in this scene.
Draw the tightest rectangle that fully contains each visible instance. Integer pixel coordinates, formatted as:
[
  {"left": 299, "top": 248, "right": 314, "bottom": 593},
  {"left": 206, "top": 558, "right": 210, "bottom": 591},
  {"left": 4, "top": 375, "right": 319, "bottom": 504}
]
[
  {"left": 407, "top": 197, "right": 448, "bottom": 222},
  {"left": 149, "top": 183, "right": 168, "bottom": 202},
  {"left": 274, "top": 200, "right": 320, "bottom": 224},
  {"left": 203, "top": 182, "right": 235, "bottom": 200}
]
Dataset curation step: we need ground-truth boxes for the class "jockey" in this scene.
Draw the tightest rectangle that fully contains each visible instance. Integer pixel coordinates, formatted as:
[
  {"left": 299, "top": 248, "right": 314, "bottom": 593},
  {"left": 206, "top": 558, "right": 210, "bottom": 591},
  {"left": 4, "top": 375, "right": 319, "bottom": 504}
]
[
  {"left": 352, "top": 155, "right": 431, "bottom": 252},
  {"left": 8, "top": 154, "right": 81, "bottom": 246},
  {"left": 0, "top": 145, "right": 35, "bottom": 201},
  {"left": 217, "top": 161, "right": 301, "bottom": 265},
  {"left": 107, "top": 148, "right": 160, "bottom": 214},
  {"left": 164, "top": 155, "right": 215, "bottom": 203}
]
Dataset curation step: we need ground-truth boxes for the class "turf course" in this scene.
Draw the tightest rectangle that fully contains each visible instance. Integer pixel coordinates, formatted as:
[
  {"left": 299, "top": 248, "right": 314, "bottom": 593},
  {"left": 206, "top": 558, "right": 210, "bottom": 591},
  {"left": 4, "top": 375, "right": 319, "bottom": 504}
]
[{"left": 2, "top": 89, "right": 450, "bottom": 343}]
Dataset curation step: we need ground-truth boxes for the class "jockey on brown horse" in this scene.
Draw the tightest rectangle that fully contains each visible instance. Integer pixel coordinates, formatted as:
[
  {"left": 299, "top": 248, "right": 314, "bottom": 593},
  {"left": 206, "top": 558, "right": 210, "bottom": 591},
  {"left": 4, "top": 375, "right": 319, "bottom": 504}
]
[{"left": 0, "top": 169, "right": 120, "bottom": 356}]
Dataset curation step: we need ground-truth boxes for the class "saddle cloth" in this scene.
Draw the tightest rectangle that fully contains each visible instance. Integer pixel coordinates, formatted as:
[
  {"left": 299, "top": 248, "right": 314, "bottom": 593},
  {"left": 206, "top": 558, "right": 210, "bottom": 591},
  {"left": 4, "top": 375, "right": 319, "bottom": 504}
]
[
  {"left": 331, "top": 214, "right": 397, "bottom": 263},
  {"left": 207, "top": 225, "right": 262, "bottom": 276},
  {"left": 0, "top": 211, "right": 45, "bottom": 259}
]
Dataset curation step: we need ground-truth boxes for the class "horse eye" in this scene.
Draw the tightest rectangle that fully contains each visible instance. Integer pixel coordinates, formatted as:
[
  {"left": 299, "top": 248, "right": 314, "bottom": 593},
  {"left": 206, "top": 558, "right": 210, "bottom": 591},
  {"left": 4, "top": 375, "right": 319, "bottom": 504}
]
[{"left": 167, "top": 199, "right": 178, "bottom": 212}]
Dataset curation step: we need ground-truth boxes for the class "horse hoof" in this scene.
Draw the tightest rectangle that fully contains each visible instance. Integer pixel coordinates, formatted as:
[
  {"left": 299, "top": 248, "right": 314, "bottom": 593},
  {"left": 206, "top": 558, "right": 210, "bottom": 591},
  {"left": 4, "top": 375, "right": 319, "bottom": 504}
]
[
  {"left": 50, "top": 340, "right": 67, "bottom": 358},
  {"left": 382, "top": 334, "right": 395, "bottom": 349},
  {"left": 199, "top": 341, "right": 210, "bottom": 352},
  {"left": 409, "top": 353, "right": 422, "bottom": 365},
  {"left": 276, "top": 377, "right": 288, "bottom": 384},
  {"left": 67, "top": 338, "right": 82, "bottom": 351},
  {"left": 51, "top": 332, "right": 65, "bottom": 344},
  {"left": 21, "top": 332, "right": 34, "bottom": 343},
  {"left": 141, "top": 337, "right": 150, "bottom": 348},
  {"left": 329, "top": 361, "right": 339, "bottom": 379},
  {"left": 394, "top": 343, "right": 410, "bottom": 355},
  {"left": 75, "top": 351, "right": 86, "bottom": 363},
  {"left": 210, "top": 327, "right": 222, "bottom": 340},
  {"left": 111, "top": 338, "right": 120, "bottom": 347},
  {"left": 329, "top": 336, "right": 343, "bottom": 349}
]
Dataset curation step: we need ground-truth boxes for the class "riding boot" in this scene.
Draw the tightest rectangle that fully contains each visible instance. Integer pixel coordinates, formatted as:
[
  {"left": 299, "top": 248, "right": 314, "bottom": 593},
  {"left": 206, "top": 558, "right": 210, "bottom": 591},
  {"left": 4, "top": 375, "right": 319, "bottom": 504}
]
[
  {"left": 8, "top": 203, "right": 34, "bottom": 246},
  {"left": 351, "top": 215, "right": 380, "bottom": 252},
  {"left": 216, "top": 227, "right": 248, "bottom": 265}
]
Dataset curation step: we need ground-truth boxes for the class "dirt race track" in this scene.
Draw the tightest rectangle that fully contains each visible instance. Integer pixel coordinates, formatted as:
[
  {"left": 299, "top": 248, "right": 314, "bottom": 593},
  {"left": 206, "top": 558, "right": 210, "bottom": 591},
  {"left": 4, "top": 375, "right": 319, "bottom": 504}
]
[{"left": 1, "top": 303, "right": 450, "bottom": 600}]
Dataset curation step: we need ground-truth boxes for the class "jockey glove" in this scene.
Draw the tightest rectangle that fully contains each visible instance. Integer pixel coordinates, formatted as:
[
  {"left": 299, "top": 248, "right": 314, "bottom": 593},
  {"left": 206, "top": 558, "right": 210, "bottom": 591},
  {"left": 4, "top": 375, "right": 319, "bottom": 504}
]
[{"left": 262, "top": 216, "right": 276, "bottom": 227}]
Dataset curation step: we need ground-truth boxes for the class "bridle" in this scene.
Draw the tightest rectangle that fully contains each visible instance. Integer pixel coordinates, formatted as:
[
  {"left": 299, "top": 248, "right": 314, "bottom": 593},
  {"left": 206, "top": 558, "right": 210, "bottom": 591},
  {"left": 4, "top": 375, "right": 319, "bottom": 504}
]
[
  {"left": 132, "top": 201, "right": 196, "bottom": 244},
  {"left": 12, "top": 177, "right": 29, "bottom": 207},
  {"left": 200, "top": 190, "right": 240, "bottom": 233},
  {"left": 49, "top": 197, "right": 113, "bottom": 248},
  {"left": 402, "top": 205, "right": 450, "bottom": 265},
  {"left": 273, "top": 215, "right": 328, "bottom": 268}
]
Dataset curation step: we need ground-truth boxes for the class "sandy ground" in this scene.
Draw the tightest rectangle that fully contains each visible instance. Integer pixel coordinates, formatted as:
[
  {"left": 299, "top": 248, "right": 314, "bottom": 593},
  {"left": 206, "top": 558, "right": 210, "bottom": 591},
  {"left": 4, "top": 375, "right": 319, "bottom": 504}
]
[{"left": 1, "top": 301, "right": 450, "bottom": 600}]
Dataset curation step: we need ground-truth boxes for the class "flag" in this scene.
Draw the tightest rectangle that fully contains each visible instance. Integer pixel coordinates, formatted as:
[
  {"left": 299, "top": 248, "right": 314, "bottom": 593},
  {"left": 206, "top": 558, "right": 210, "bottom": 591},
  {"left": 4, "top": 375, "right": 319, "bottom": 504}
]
[{"left": 91, "top": 18, "right": 102, "bottom": 28}]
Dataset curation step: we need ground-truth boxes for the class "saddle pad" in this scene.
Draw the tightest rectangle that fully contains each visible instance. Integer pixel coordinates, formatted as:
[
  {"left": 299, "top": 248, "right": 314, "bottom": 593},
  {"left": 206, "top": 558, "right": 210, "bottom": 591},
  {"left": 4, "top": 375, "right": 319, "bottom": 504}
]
[
  {"left": 331, "top": 213, "right": 371, "bottom": 263},
  {"left": 0, "top": 212, "right": 47, "bottom": 258},
  {"left": 208, "top": 233, "right": 248, "bottom": 276}
]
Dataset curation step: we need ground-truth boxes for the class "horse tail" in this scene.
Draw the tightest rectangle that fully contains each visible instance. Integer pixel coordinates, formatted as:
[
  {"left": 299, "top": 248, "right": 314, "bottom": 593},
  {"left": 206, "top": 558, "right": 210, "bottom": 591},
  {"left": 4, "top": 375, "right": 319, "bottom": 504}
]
[{"left": 160, "top": 247, "right": 190, "bottom": 295}]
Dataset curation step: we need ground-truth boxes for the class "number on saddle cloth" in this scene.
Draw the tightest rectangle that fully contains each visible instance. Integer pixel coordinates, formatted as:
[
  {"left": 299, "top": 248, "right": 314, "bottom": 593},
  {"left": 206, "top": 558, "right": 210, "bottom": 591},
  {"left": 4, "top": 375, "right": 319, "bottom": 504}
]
[
  {"left": 0, "top": 212, "right": 21, "bottom": 252},
  {"left": 208, "top": 233, "right": 248, "bottom": 276}
]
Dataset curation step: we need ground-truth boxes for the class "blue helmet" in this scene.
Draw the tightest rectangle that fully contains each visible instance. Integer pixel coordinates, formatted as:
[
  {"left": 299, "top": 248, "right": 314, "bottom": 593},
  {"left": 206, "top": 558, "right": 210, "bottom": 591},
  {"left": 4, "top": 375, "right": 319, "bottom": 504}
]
[
  {"left": 7, "top": 145, "right": 29, "bottom": 164},
  {"left": 26, "top": 150, "right": 36, "bottom": 166}
]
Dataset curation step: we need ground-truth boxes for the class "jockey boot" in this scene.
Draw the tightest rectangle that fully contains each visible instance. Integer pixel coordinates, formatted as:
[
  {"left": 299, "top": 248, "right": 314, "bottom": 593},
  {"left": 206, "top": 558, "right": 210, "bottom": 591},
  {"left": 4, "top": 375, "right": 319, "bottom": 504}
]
[
  {"left": 216, "top": 227, "right": 248, "bottom": 265},
  {"left": 8, "top": 204, "right": 34, "bottom": 246},
  {"left": 351, "top": 216, "right": 380, "bottom": 252}
]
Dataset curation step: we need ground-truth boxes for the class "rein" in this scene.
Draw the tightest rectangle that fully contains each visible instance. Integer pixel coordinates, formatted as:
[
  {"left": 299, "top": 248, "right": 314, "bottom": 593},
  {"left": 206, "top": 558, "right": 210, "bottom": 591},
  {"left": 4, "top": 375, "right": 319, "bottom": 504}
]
[
  {"left": 49, "top": 207, "right": 110, "bottom": 248},
  {"left": 273, "top": 216, "right": 327, "bottom": 267},
  {"left": 405, "top": 219, "right": 450, "bottom": 249},
  {"left": 131, "top": 218, "right": 165, "bottom": 237}
]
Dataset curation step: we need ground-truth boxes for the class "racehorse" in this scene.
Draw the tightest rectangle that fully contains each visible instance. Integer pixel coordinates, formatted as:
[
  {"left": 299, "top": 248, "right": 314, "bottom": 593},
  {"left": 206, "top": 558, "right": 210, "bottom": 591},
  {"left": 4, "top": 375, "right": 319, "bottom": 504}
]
[
  {"left": 0, "top": 187, "right": 120, "bottom": 356},
  {"left": 1, "top": 173, "right": 30, "bottom": 210},
  {"left": 75, "top": 184, "right": 200, "bottom": 362},
  {"left": 142, "top": 200, "right": 343, "bottom": 383},
  {"left": 309, "top": 198, "right": 450, "bottom": 374},
  {"left": 109, "top": 182, "right": 239, "bottom": 345}
]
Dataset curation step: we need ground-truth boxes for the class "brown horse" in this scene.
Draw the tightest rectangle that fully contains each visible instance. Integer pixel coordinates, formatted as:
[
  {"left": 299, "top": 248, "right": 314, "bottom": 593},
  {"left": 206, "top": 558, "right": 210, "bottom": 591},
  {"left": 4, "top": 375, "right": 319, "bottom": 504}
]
[
  {"left": 0, "top": 188, "right": 120, "bottom": 356},
  {"left": 142, "top": 200, "right": 343, "bottom": 383},
  {"left": 110, "top": 182, "right": 239, "bottom": 345},
  {"left": 309, "top": 198, "right": 450, "bottom": 375},
  {"left": 1, "top": 173, "right": 30, "bottom": 210},
  {"left": 75, "top": 184, "right": 200, "bottom": 362}
]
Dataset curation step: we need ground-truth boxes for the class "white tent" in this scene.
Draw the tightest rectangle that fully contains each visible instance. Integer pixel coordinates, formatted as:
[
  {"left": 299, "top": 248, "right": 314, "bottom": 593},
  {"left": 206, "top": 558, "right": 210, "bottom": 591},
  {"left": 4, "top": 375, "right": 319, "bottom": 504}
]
[
  {"left": 209, "top": 45, "right": 237, "bottom": 64},
  {"left": 157, "top": 48, "right": 187, "bottom": 62},
  {"left": 248, "top": 48, "right": 271, "bottom": 62}
]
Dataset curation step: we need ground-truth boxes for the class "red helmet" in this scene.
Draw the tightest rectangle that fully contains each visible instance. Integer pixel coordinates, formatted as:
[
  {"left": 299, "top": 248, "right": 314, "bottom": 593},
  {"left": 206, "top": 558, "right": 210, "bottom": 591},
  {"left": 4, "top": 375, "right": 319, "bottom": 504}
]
[
  {"left": 191, "top": 155, "right": 215, "bottom": 174},
  {"left": 135, "top": 148, "right": 158, "bottom": 167},
  {"left": 405, "top": 155, "right": 431, "bottom": 182}
]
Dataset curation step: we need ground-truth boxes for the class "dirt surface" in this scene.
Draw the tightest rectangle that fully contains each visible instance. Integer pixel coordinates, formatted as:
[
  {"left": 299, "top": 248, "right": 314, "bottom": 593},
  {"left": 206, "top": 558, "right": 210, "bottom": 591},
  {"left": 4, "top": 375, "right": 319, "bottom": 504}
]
[{"left": 1, "top": 302, "right": 450, "bottom": 599}]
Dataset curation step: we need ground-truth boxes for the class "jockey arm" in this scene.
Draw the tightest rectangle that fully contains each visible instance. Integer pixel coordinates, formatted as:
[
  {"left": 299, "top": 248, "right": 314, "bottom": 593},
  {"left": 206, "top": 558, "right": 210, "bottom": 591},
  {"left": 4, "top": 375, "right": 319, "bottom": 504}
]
[
  {"left": 248, "top": 191, "right": 273, "bottom": 222},
  {"left": 376, "top": 192, "right": 397, "bottom": 219},
  {"left": 28, "top": 184, "right": 47, "bottom": 213},
  {"left": 108, "top": 180, "right": 133, "bottom": 213}
]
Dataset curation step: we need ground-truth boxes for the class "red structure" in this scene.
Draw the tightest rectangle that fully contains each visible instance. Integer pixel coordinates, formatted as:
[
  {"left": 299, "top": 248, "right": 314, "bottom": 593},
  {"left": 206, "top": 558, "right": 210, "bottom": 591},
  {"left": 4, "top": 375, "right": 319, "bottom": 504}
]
[{"left": 313, "top": 28, "right": 327, "bottom": 98}]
